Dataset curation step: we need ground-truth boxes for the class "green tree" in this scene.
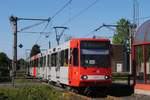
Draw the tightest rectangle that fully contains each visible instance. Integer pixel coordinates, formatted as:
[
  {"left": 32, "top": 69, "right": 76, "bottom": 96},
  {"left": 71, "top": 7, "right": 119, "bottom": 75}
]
[
  {"left": 112, "top": 18, "right": 132, "bottom": 72},
  {"left": 112, "top": 18, "right": 131, "bottom": 44},
  {"left": 0, "top": 52, "right": 11, "bottom": 67},
  {"left": 0, "top": 52, "right": 11, "bottom": 81},
  {"left": 30, "top": 44, "right": 41, "bottom": 57},
  {"left": 17, "top": 58, "right": 27, "bottom": 70}
]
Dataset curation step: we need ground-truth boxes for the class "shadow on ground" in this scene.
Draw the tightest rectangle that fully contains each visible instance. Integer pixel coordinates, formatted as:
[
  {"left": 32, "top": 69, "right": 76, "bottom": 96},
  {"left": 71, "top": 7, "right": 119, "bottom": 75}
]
[
  {"left": 86, "top": 83, "right": 134, "bottom": 98},
  {"left": 109, "top": 83, "right": 134, "bottom": 97}
]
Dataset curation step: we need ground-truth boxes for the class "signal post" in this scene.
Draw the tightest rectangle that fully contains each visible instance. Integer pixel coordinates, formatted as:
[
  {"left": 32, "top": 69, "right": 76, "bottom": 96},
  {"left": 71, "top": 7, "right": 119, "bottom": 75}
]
[{"left": 10, "top": 16, "right": 18, "bottom": 86}]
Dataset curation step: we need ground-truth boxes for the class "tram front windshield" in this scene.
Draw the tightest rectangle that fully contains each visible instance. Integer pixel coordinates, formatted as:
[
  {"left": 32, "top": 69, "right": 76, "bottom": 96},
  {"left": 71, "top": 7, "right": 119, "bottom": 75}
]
[{"left": 80, "top": 41, "right": 110, "bottom": 68}]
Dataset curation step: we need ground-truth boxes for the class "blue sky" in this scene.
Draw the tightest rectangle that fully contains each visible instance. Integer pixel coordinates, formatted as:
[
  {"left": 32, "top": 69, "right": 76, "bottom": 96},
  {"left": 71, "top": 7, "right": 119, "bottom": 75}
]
[{"left": 0, "top": 0, "right": 149, "bottom": 59}]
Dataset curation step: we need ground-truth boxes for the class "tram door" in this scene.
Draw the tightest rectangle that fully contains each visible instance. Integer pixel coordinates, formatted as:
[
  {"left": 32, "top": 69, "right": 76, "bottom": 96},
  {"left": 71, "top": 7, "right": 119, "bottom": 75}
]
[
  {"left": 56, "top": 52, "right": 60, "bottom": 82},
  {"left": 69, "top": 48, "right": 79, "bottom": 85}
]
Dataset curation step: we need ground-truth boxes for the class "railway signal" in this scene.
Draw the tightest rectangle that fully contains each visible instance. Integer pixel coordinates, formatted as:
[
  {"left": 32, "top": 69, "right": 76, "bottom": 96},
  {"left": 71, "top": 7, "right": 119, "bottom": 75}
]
[
  {"left": 19, "top": 44, "right": 23, "bottom": 48},
  {"left": 9, "top": 16, "right": 17, "bottom": 87}
]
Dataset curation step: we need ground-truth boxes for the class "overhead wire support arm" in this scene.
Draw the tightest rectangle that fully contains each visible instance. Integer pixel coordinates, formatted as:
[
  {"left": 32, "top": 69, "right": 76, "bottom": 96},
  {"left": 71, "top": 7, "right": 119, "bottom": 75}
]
[
  {"left": 53, "top": 26, "right": 68, "bottom": 29},
  {"left": 53, "top": 26, "right": 68, "bottom": 45},
  {"left": 18, "top": 17, "right": 51, "bottom": 32},
  {"left": 94, "top": 23, "right": 128, "bottom": 32},
  {"left": 17, "top": 17, "right": 50, "bottom": 21},
  {"left": 17, "top": 31, "right": 51, "bottom": 34}
]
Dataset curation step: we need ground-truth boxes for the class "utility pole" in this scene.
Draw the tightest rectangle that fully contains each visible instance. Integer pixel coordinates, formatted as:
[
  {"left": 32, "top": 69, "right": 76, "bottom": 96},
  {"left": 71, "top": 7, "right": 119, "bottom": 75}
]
[
  {"left": 9, "top": 16, "right": 50, "bottom": 86},
  {"left": 132, "top": 0, "right": 139, "bottom": 85},
  {"left": 10, "top": 16, "right": 18, "bottom": 87}
]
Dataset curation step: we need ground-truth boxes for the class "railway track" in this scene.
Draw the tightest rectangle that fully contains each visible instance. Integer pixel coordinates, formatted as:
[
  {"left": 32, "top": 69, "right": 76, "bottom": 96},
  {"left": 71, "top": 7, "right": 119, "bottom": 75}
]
[
  {"left": 46, "top": 81, "right": 118, "bottom": 100},
  {"left": 46, "top": 81, "right": 135, "bottom": 100},
  {"left": 47, "top": 82, "right": 92, "bottom": 100},
  {"left": 23, "top": 77, "right": 134, "bottom": 100},
  {"left": 47, "top": 83, "right": 126, "bottom": 100}
]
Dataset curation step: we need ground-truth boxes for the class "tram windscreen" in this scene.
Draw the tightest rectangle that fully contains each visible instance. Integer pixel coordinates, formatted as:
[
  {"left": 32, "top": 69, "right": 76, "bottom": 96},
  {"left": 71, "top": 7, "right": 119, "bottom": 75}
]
[{"left": 80, "top": 41, "right": 110, "bottom": 67}]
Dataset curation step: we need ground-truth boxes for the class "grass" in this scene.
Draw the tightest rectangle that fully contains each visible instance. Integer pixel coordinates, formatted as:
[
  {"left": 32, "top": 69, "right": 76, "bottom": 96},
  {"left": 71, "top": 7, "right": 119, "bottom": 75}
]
[
  {"left": 112, "top": 72, "right": 130, "bottom": 81},
  {"left": 112, "top": 77, "right": 128, "bottom": 81},
  {"left": 0, "top": 84, "right": 62, "bottom": 100},
  {"left": 14, "top": 79, "right": 36, "bottom": 83},
  {"left": 0, "top": 78, "right": 92, "bottom": 100}
]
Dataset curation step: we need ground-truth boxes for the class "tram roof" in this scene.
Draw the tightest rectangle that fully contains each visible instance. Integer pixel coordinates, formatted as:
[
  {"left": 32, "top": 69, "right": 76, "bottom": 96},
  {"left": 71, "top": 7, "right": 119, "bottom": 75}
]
[{"left": 133, "top": 20, "right": 150, "bottom": 45}]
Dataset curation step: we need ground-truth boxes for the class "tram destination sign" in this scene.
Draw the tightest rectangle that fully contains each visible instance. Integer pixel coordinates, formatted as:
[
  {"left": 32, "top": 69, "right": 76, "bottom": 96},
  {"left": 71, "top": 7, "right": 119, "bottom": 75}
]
[{"left": 80, "top": 41, "right": 110, "bottom": 49}]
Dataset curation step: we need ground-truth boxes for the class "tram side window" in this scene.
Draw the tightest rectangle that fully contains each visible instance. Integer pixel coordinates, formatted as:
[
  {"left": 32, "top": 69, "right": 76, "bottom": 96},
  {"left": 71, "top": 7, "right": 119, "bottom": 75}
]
[
  {"left": 30, "top": 61, "right": 32, "bottom": 67},
  {"left": 51, "top": 53, "right": 57, "bottom": 66},
  {"left": 32, "top": 61, "right": 34, "bottom": 67},
  {"left": 33, "top": 60, "right": 35, "bottom": 67},
  {"left": 40, "top": 57, "right": 43, "bottom": 67},
  {"left": 43, "top": 56, "right": 46, "bottom": 67},
  {"left": 60, "top": 50, "right": 64, "bottom": 66},
  {"left": 47, "top": 55, "right": 51, "bottom": 67},
  {"left": 31, "top": 61, "right": 33, "bottom": 67},
  {"left": 54, "top": 53, "right": 57, "bottom": 66},
  {"left": 29, "top": 61, "right": 31, "bottom": 67},
  {"left": 51, "top": 54, "right": 54, "bottom": 66},
  {"left": 35, "top": 59, "right": 37, "bottom": 67},
  {"left": 38, "top": 58, "right": 40, "bottom": 67},
  {"left": 73, "top": 48, "right": 78, "bottom": 66},
  {"left": 35, "top": 59, "right": 38, "bottom": 67},
  {"left": 64, "top": 49, "right": 68, "bottom": 66},
  {"left": 33, "top": 61, "right": 35, "bottom": 67},
  {"left": 47, "top": 55, "right": 49, "bottom": 67},
  {"left": 36, "top": 58, "right": 39, "bottom": 67}
]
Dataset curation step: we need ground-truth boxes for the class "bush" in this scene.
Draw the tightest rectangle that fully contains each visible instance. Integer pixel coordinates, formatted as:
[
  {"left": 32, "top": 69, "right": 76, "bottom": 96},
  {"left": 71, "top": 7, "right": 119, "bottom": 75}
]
[
  {"left": 0, "top": 67, "right": 11, "bottom": 82},
  {"left": 112, "top": 72, "right": 129, "bottom": 81}
]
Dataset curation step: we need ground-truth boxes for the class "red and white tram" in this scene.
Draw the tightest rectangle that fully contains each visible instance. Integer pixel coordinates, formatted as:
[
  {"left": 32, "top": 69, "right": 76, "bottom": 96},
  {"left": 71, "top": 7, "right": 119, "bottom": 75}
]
[{"left": 27, "top": 38, "right": 112, "bottom": 88}]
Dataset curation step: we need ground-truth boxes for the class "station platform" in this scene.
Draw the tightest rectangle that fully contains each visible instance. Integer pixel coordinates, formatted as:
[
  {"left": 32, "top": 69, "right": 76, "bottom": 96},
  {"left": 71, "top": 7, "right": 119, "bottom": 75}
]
[{"left": 135, "top": 84, "right": 150, "bottom": 95}]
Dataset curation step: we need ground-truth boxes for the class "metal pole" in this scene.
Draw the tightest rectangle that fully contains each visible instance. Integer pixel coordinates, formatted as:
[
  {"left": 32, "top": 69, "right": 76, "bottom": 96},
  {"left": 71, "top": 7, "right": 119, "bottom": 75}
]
[
  {"left": 10, "top": 16, "right": 18, "bottom": 87},
  {"left": 129, "top": 26, "right": 132, "bottom": 75},
  {"left": 129, "top": 24, "right": 137, "bottom": 85},
  {"left": 49, "top": 41, "right": 51, "bottom": 49}
]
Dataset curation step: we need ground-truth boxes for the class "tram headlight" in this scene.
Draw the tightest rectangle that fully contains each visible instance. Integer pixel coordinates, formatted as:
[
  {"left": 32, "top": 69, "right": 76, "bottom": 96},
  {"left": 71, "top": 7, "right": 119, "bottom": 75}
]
[
  {"left": 81, "top": 75, "right": 88, "bottom": 80},
  {"left": 105, "top": 75, "right": 111, "bottom": 80}
]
